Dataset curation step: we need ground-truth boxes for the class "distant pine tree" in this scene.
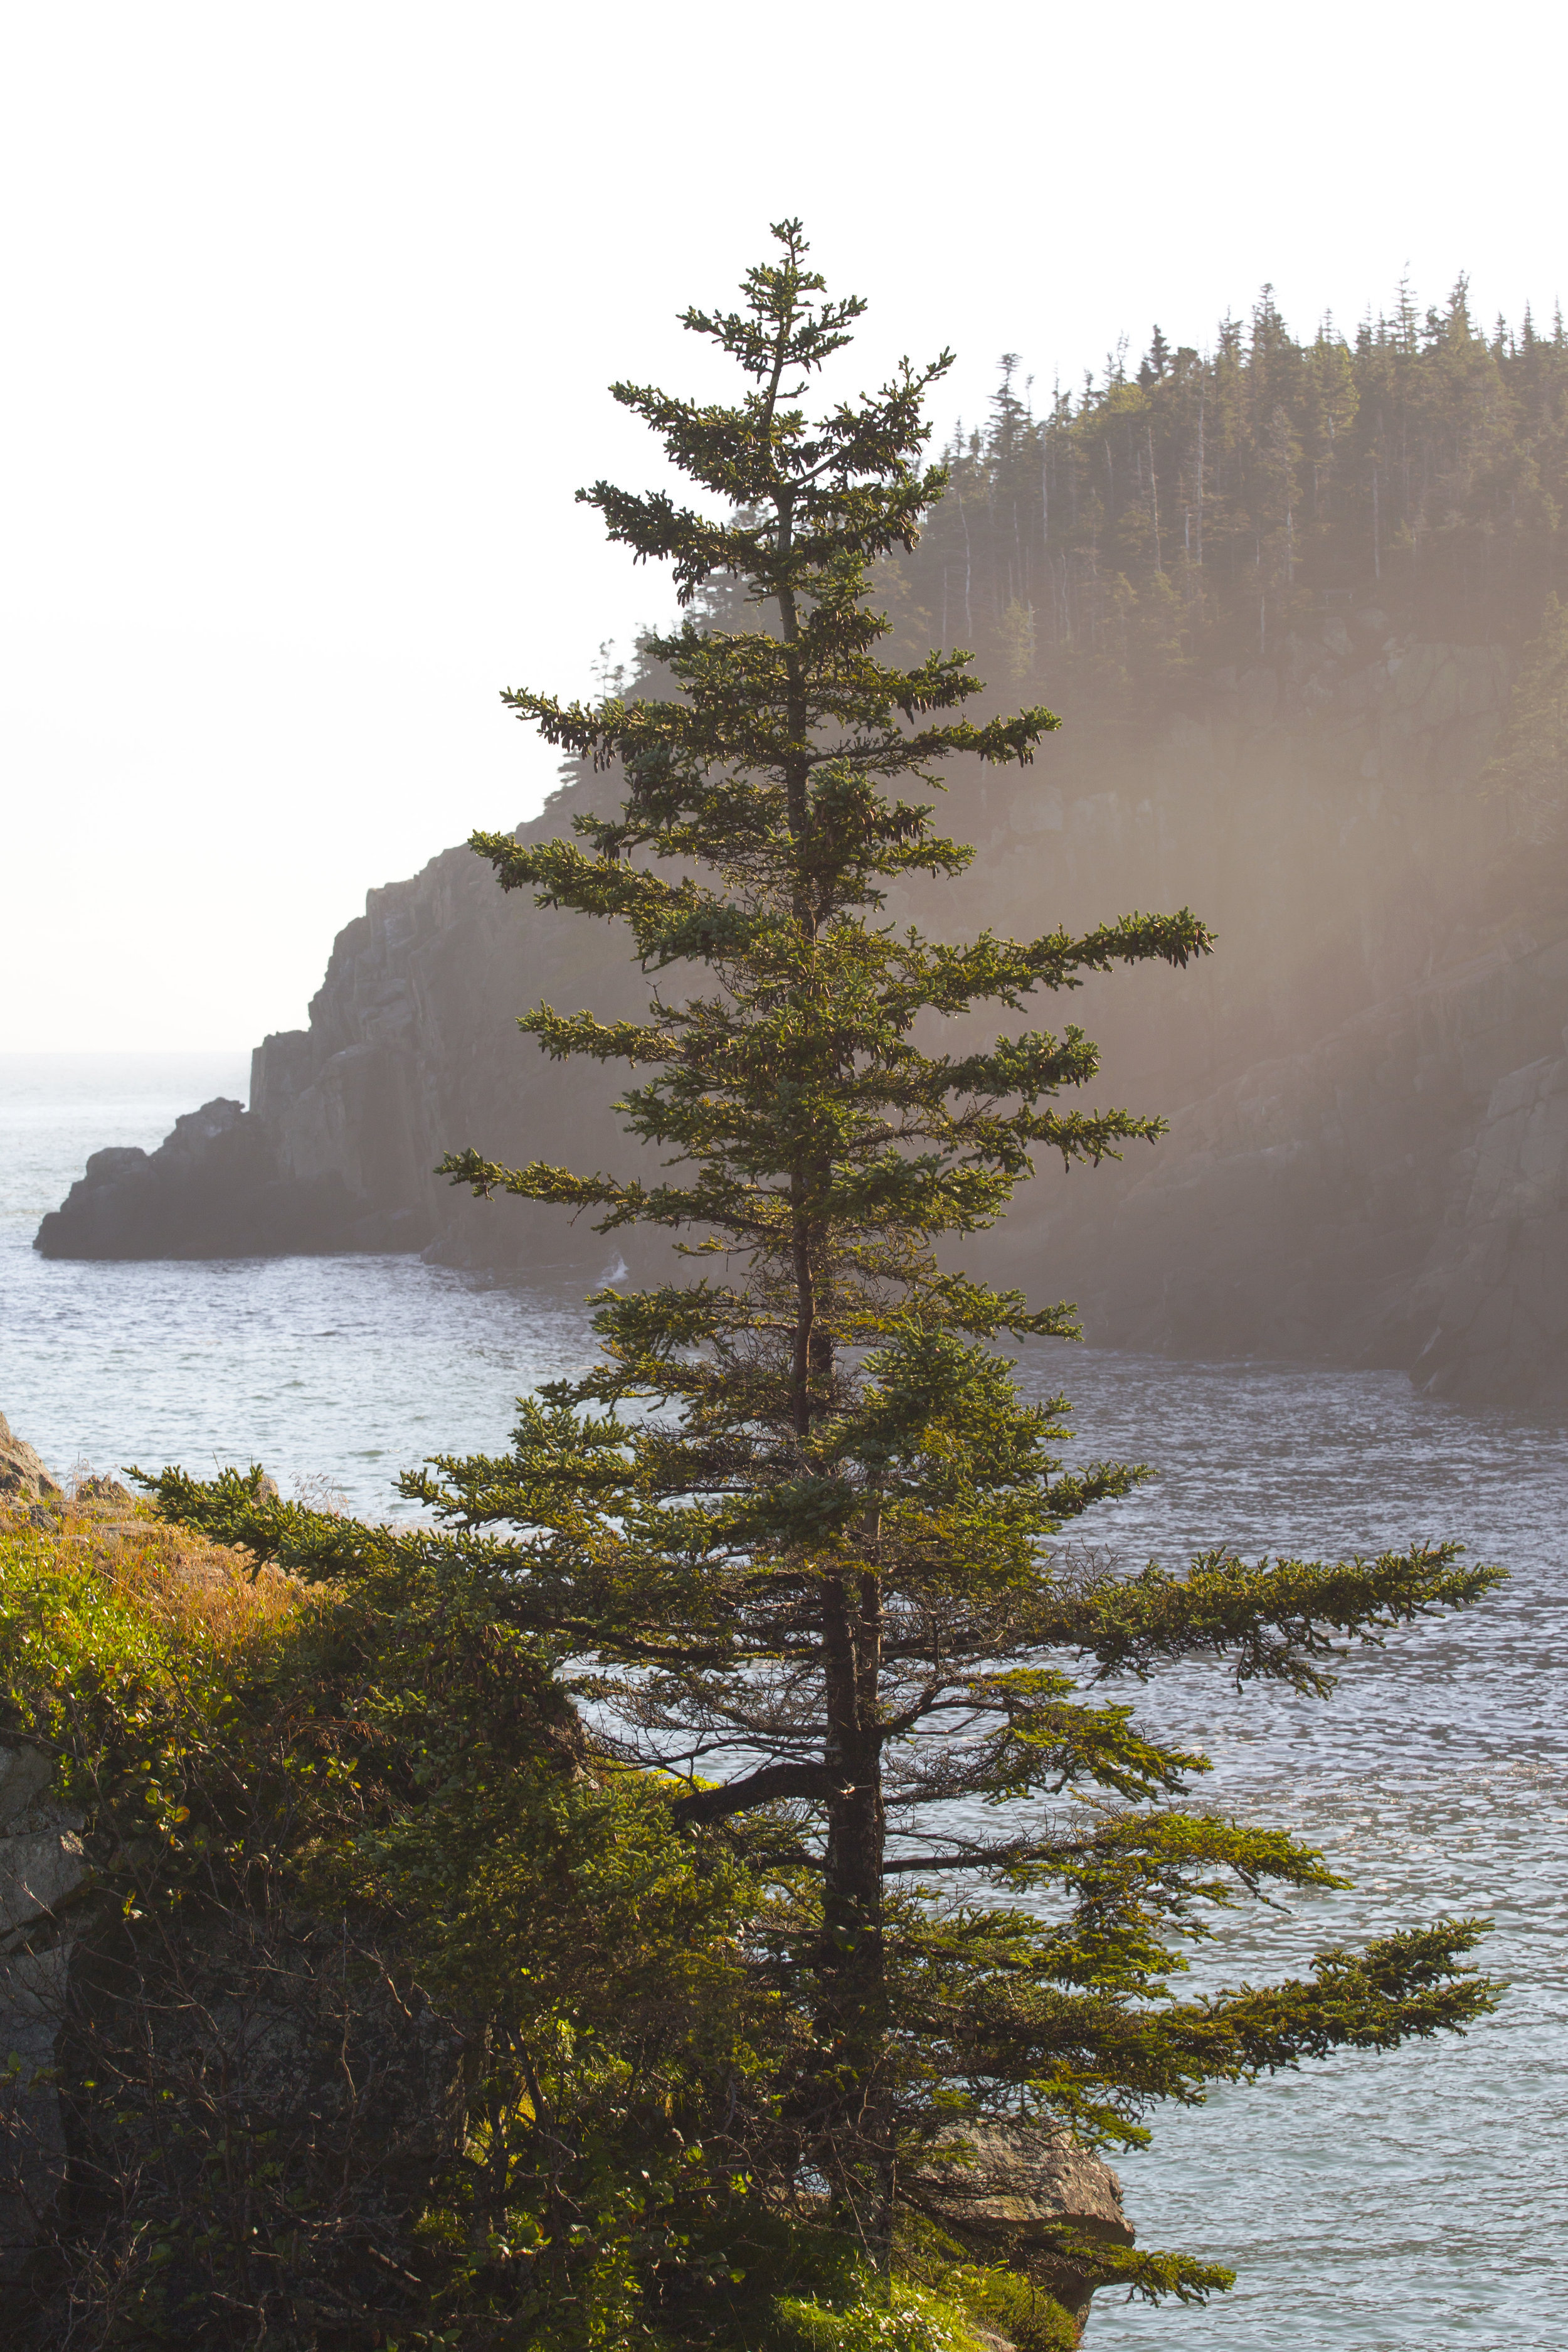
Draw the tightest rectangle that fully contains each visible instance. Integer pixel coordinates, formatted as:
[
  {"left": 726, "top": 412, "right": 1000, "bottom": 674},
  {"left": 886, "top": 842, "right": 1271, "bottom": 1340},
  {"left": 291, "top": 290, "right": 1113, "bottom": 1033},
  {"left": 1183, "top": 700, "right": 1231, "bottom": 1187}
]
[{"left": 425, "top": 221, "right": 1500, "bottom": 2292}]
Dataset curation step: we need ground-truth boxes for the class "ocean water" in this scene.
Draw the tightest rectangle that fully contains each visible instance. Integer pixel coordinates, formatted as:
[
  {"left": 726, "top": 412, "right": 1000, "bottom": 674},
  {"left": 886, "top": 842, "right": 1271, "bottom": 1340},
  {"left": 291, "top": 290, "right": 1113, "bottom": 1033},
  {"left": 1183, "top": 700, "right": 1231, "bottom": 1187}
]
[
  {"left": 1, "top": 1053, "right": 1564, "bottom": 2348},
  {"left": 0, "top": 1054, "right": 600, "bottom": 1507}
]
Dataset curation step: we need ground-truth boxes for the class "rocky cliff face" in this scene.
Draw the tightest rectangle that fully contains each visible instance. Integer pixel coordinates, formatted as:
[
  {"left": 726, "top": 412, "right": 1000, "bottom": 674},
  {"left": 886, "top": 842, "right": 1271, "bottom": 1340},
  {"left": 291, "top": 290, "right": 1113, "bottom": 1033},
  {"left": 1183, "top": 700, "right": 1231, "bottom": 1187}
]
[
  {"left": 40, "top": 607, "right": 1568, "bottom": 1406},
  {"left": 956, "top": 618, "right": 1568, "bottom": 1410},
  {"left": 38, "top": 785, "right": 651, "bottom": 1280},
  {"left": 1024, "top": 923, "right": 1568, "bottom": 1393}
]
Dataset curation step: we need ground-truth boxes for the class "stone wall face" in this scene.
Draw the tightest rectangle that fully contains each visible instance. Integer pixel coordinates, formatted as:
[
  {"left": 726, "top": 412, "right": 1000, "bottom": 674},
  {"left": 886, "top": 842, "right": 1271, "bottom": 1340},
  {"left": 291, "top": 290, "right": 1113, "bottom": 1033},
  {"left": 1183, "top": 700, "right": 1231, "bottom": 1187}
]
[
  {"left": 241, "top": 819, "right": 656, "bottom": 1274},
  {"left": 38, "top": 613, "right": 1568, "bottom": 1405},
  {"left": 0, "top": 1737, "right": 90, "bottom": 2273}
]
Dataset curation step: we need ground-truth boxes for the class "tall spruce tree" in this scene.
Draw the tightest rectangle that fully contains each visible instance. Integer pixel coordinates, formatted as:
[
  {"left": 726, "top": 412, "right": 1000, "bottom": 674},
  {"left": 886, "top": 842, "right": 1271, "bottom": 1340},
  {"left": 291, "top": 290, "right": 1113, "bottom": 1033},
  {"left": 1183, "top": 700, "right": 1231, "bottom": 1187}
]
[{"left": 423, "top": 223, "right": 1496, "bottom": 2301}]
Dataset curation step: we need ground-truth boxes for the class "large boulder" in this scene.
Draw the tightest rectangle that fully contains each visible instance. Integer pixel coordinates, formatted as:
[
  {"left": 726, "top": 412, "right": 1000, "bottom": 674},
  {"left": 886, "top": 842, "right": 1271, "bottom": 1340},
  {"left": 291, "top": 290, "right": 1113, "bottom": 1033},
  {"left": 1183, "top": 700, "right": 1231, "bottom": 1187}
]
[
  {"left": 0, "top": 1417, "right": 60, "bottom": 1505},
  {"left": 908, "top": 2119, "right": 1135, "bottom": 2340}
]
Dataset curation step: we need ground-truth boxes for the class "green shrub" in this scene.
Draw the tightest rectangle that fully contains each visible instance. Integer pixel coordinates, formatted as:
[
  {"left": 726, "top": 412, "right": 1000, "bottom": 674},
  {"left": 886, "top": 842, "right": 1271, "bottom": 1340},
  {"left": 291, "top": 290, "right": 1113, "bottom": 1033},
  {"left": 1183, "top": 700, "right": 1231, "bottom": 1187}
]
[{"left": 773, "top": 2279, "right": 987, "bottom": 2352}]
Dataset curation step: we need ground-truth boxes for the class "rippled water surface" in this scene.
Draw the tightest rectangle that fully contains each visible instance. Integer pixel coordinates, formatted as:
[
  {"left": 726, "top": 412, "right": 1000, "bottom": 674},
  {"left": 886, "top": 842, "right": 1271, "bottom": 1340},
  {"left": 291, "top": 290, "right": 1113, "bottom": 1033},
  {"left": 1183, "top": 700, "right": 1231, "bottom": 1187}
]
[
  {"left": 3, "top": 1055, "right": 1564, "bottom": 2348},
  {"left": 0, "top": 1055, "right": 600, "bottom": 1506},
  {"left": 1012, "top": 1343, "right": 1567, "bottom": 2349}
]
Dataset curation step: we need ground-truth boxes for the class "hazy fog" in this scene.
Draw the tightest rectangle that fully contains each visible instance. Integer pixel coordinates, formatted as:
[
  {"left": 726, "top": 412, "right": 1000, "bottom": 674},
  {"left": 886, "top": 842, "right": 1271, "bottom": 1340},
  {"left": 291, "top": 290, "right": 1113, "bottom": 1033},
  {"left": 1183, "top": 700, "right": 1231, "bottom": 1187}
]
[{"left": 2, "top": 0, "right": 1556, "bottom": 1049}]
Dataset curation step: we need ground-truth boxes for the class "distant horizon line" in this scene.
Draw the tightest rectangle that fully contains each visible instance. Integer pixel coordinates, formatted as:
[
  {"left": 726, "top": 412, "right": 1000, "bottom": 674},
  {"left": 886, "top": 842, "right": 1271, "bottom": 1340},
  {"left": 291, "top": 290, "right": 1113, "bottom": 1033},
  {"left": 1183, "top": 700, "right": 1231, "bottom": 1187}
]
[{"left": 0, "top": 1047, "right": 252, "bottom": 1062}]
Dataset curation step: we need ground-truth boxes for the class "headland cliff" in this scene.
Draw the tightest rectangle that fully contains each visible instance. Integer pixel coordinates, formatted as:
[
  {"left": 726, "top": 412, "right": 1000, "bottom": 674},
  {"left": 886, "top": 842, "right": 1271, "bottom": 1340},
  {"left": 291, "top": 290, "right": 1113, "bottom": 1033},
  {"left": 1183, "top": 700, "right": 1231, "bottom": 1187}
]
[{"left": 37, "top": 610, "right": 1568, "bottom": 1408}]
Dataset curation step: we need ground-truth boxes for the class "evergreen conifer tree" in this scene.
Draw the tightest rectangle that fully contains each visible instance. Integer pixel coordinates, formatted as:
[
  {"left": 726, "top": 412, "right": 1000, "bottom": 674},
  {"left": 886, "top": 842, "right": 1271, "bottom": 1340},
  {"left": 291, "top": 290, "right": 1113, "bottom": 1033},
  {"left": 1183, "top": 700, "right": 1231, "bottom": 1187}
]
[{"left": 420, "top": 223, "right": 1496, "bottom": 2306}]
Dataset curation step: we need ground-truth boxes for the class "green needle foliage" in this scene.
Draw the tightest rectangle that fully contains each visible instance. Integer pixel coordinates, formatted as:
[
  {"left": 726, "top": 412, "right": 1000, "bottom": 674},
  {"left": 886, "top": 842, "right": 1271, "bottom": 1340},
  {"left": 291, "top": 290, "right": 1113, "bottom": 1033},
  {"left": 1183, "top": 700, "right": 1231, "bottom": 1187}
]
[{"left": 418, "top": 220, "right": 1502, "bottom": 2282}]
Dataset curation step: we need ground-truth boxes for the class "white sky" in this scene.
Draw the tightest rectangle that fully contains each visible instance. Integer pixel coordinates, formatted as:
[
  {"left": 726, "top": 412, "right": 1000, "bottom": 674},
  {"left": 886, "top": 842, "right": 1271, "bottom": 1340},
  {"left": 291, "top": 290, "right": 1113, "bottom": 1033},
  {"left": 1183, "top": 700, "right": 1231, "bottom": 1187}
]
[{"left": 2, "top": 0, "right": 1557, "bottom": 1050}]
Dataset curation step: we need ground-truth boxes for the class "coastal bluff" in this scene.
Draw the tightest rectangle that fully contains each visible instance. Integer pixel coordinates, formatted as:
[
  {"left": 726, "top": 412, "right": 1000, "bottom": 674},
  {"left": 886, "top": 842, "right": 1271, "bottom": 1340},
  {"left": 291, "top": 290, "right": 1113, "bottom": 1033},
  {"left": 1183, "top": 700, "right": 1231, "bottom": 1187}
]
[
  {"left": 36, "top": 615, "right": 1568, "bottom": 1408},
  {"left": 36, "top": 781, "right": 649, "bottom": 1282}
]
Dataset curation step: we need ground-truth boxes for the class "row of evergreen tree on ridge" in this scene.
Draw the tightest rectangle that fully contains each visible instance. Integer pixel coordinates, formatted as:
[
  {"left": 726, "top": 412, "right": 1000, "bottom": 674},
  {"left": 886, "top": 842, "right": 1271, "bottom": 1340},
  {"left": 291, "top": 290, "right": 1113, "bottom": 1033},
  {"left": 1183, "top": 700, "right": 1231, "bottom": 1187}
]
[{"left": 873, "top": 278, "right": 1568, "bottom": 715}]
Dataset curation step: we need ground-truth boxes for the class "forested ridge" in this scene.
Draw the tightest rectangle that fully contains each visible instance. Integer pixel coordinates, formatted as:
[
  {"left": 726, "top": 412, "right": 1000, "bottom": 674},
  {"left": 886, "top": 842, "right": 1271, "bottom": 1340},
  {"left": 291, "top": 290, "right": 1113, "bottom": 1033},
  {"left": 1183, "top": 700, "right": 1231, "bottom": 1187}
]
[{"left": 872, "top": 282, "right": 1568, "bottom": 721}]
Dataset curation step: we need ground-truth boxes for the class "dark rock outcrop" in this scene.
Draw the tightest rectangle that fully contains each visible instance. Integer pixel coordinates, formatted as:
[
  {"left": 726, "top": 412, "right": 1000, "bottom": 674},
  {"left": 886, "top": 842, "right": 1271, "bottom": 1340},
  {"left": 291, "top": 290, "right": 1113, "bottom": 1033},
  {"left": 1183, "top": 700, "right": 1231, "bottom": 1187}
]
[
  {"left": 34, "top": 1096, "right": 378, "bottom": 1260},
  {"left": 969, "top": 629, "right": 1568, "bottom": 1408},
  {"left": 0, "top": 1736, "right": 90, "bottom": 2274},
  {"left": 1370, "top": 1031, "right": 1568, "bottom": 1406},
  {"left": 51, "top": 1905, "right": 467, "bottom": 2330},
  {"left": 0, "top": 1701, "right": 465, "bottom": 2311}
]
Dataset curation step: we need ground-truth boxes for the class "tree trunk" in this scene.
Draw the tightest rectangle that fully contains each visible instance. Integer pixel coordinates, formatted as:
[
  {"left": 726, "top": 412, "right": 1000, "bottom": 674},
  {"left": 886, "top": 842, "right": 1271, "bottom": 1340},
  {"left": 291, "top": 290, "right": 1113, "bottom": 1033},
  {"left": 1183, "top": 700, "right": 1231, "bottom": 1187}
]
[{"left": 817, "top": 1560, "right": 888, "bottom": 2206}]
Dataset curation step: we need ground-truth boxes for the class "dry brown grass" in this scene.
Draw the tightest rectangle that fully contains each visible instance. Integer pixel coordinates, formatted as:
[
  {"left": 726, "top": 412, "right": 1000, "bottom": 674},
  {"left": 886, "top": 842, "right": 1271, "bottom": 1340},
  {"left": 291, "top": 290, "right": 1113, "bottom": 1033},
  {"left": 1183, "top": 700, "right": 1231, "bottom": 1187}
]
[{"left": 0, "top": 1494, "right": 310, "bottom": 1656}]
